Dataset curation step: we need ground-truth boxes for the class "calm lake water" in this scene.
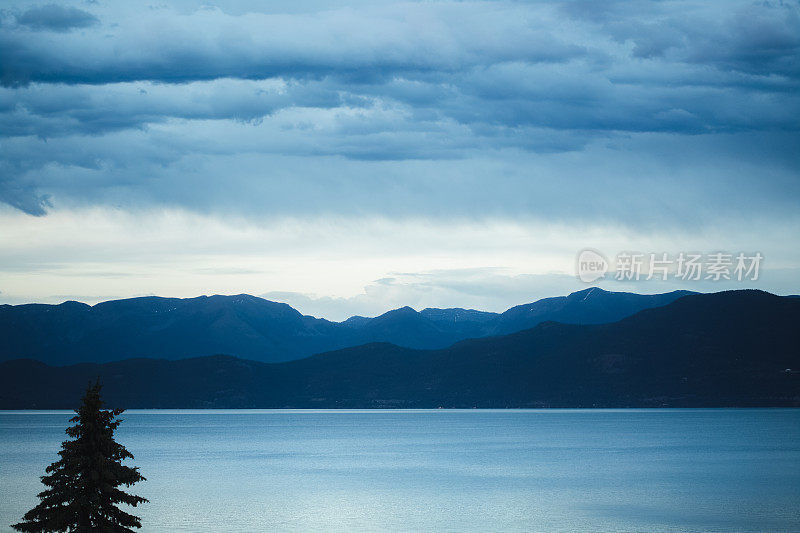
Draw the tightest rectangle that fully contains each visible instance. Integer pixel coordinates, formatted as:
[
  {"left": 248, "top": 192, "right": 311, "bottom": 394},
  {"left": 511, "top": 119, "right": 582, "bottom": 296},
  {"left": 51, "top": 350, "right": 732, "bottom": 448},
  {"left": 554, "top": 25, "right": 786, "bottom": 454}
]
[{"left": 1, "top": 409, "right": 799, "bottom": 532}]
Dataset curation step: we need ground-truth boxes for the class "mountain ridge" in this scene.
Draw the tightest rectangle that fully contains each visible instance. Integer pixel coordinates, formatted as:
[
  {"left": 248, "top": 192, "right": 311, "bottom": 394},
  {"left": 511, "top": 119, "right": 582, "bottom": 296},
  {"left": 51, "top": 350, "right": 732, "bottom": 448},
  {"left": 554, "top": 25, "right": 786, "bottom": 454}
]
[
  {"left": 0, "top": 288, "right": 695, "bottom": 365},
  {"left": 1, "top": 290, "right": 797, "bottom": 409}
]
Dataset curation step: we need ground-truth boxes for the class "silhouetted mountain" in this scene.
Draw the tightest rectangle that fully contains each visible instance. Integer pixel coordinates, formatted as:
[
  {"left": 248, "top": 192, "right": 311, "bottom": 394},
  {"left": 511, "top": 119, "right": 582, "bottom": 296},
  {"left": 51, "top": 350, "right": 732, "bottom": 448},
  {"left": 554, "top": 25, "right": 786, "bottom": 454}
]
[
  {"left": 492, "top": 287, "right": 695, "bottom": 335},
  {"left": 0, "top": 294, "right": 341, "bottom": 364},
  {"left": 418, "top": 307, "right": 497, "bottom": 324},
  {"left": 0, "top": 288, "right": 693, "bottom": 365},
  {"left": 2, "top": 290, "right": 796, "bottom": 409},
  {"left": 342, "top": 305, "right": 495, "bottom": 349}
]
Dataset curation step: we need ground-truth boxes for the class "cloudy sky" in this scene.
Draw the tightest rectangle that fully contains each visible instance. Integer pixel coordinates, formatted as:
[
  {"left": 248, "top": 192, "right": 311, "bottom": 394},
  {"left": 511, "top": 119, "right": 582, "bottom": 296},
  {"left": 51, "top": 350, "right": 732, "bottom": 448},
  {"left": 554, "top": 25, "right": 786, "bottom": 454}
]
[{"left": 1, "top": 0, "right": 798, "bottom": 319}]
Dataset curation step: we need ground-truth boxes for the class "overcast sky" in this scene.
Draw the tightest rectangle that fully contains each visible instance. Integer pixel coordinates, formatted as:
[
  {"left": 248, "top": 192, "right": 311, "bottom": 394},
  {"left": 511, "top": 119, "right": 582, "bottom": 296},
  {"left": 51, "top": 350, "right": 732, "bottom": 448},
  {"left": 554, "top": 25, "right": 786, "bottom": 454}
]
[{"left": 1, "top": 0, "right": 798, "bottom": 319}]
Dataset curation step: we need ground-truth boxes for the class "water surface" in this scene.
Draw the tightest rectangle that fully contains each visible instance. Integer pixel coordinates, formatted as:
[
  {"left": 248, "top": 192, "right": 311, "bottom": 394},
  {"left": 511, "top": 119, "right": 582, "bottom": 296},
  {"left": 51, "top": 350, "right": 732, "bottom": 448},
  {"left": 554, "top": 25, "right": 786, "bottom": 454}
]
[{"left": 1, "top": 409, "right": 798, "bottom": 532}]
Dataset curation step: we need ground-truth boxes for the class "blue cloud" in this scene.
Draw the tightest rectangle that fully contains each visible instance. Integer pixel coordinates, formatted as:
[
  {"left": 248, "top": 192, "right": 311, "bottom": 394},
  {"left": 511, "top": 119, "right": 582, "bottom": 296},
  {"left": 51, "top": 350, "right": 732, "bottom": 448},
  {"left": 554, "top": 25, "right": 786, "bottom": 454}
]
[
  {"left": 15, "top": 4, "right": 98, "bottom": 32},
  {"left": 0, "top": 4, "right": 586, "bottom": 86},
  {"left": 0, "top": 0, "right": 798, "bottom": 221}
]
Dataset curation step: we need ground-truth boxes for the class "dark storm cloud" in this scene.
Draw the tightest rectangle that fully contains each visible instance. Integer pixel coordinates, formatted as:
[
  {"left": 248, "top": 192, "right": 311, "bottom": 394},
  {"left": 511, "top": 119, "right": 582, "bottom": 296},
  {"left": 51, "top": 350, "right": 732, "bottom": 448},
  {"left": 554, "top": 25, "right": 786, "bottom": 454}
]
[
  {"left": 573, "top": 0, "right": 800, "bottom": 78},
  {"left": 0, "top": 0, "right": 798, "bottom": 219},
  {"left": 0, "top": 79, "right": 345, "bottom": 137},
  {"left": 14, "top": 4, "right": 98, "bottom": 32},
  {"left": 0, "top": 4, "right": 586, "bottom": 87},
  {"left": 0, "top": 145, "right": 52, "bottom": 215}
]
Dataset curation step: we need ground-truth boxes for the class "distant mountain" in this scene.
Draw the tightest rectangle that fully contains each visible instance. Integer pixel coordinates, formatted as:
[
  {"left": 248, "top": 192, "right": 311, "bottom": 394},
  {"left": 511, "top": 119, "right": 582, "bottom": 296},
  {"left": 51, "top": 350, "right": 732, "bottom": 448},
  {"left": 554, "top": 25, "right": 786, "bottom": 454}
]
[
  {"left": 0, "top": 288, "right": 693, "bottom": 365},
  {"left": 492, "top": 287, "right": 696, "bottom": 335},
  {"left": 0, "top": 294, "right": 341, "bottom": 365},
  {"left": 2, "top": 290, "right": 797, "bottom": 409}
]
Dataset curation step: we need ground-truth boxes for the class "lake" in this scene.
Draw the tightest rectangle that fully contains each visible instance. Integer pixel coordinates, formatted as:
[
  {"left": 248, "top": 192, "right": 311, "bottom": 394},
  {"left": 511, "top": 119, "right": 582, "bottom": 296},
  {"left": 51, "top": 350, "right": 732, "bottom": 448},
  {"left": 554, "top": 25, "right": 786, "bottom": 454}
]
[{"left": 1, "top": 409, "right": 799, "bottom": 532}]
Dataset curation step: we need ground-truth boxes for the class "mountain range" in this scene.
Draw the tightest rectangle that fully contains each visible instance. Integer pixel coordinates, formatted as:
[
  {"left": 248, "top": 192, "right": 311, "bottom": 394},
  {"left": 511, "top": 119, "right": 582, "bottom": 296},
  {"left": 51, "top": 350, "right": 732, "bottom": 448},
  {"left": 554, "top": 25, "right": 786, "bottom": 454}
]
[
  {"left": 0, "top": 287, "right": 693, "bottom": 365},
  {"left": 1, "top": 290, "right": 798, "bottom": 409}
]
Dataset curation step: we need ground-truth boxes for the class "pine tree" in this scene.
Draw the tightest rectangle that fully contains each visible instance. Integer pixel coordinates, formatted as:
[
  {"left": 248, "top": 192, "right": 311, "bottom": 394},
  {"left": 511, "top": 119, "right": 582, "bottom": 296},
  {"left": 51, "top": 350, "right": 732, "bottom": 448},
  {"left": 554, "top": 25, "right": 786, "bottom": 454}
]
[{"left": 12, "top": 381, "right": 148, "bottom": 532}]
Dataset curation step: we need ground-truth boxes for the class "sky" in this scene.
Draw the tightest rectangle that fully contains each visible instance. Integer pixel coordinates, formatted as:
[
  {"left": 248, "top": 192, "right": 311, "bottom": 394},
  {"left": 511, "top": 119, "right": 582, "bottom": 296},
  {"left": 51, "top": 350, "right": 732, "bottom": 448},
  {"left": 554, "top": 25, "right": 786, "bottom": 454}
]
[{"left": 1, "top": 0, "right": 798, "bottom": 320}]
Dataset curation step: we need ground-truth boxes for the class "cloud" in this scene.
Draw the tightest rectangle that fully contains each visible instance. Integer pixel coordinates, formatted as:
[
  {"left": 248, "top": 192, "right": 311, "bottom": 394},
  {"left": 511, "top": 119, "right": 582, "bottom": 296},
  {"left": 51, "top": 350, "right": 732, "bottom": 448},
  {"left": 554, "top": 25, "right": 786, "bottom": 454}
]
[
  {"left": 0, "top": 0, "right": 797, "bottom": 223},
  {"left": 0, "top": 176, "right": 50, "bottom": 216},
  {"left": 2, "top": 124, "right": 798, "bottom": 226},
  {"left": 1, "top": 1, "right": 797, "bottom": 314},
  {"left": 2, "top": 206, "right": 798, "bottom": 316},
  {"left": 0, "top": 3, "right": 585, "bottom": 86},
  {"left": 263, "top": 264, "right": 800, "bottom": 321},
  {"left": 262, "top": 270, "right": 586, "bottom": 320},
  {"left": 0, "top": 78, "right": 344, "bottom": 137},
  {"left": 568, "top": 0, "right": 800, "bottom": 78},
  {"left": 15, "top": 4, "right": 98, "bottom": 32}
]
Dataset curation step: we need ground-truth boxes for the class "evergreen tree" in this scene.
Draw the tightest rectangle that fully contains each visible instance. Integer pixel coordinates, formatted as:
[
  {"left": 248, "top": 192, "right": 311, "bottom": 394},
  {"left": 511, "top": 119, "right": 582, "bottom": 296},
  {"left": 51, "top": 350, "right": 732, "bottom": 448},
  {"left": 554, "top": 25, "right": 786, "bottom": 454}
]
[{"left": 12, "top": 381, "right": 148, "bottom": 532}]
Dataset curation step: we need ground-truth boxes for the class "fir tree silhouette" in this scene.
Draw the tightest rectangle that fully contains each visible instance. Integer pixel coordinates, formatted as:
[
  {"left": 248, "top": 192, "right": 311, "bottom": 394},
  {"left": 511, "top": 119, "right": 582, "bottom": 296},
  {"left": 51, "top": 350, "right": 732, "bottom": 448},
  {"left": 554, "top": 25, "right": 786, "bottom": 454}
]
[{"left": 12, "top": 380, "right": 147, "bottom": 532}]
